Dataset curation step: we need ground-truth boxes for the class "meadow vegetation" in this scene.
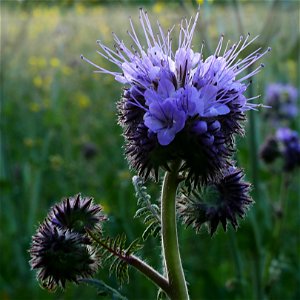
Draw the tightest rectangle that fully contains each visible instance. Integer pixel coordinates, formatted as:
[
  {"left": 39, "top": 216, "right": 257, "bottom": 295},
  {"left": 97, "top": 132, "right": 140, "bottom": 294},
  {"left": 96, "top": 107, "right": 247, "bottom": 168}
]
[{"left": 1, "top": 1, "right": 299, "bottom": 299}]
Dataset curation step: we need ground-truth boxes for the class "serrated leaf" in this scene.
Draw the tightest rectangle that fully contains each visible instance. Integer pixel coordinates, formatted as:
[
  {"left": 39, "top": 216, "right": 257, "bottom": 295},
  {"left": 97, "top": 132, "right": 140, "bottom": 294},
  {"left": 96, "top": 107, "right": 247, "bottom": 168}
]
[
  {"left": 134, "top": 207, "right": 149, "bottom": 218},
  {"left": 142, "top": 222, "right": 160, "bottom": 241},
  {"left": 109, "top": 257, "right": 120, "bottom": 276},
  {"left": 151, "top": 225, "right": 161, "bottom": 238},
  {"left": 132, "top": 176, "right": 161, "bottom": 240},
  {"left": 125, "top": 238, "right": 143, "bottom": 256},
  {"left": 88, "top": 231, "right": 143, "bottom": 286},
  {"left": 151, "top": 204, "right": 160, "bottom": 212},
  {"left": 106, "top": 252, "right": 114, "bottom": 262},
  {"left": 143, "top": 214, "right": 159, "bottom": 224},
  {"left": 119, "top": 233, "right": 127, "bottom": 251},
  {"left": 116, "top": 260, "right": 129, "bottom": 284}
]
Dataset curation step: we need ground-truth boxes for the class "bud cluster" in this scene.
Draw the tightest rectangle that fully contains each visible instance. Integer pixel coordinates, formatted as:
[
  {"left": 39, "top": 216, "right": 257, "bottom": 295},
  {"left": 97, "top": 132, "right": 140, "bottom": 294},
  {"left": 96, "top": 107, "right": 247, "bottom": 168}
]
[
  {"left": 260, "top": 127, "right": 300, "bottom": 172},
  {"left": 29, "top": 194, "right": 106, "bottom": 291},
  {"left": 178, "top": 167, "right": 252, "bottom": 236},
  {"left": 264, "top": 83, "right": 298, "bottom": 122}
]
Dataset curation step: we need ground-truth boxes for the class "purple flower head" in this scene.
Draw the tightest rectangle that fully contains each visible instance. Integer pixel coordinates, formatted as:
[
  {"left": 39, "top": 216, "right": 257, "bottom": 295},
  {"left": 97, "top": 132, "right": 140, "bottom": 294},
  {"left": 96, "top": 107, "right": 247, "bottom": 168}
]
[
  {"left": 260, "top": 136, "right": 279, "bottom": 164},
  {"left": 82, "top": 9, "right": 270, "bottom": 183},
  {"left": 276, "top": 127, "right": 298, "bottom": 143},
  {"left": 276, "top": 127, "right": 300, "bottom": 171},
  {"left": 175, "top": 86, "right": 198, "bottom": 116},
  {"left": 265, "top": 83, "right": 298, "bottom": 121},
  {"left": 144, "top": 100, "right": 186, "bottom": 145},
  {"left": 260, "top": 127, "right": 300, "bottom": 172}
]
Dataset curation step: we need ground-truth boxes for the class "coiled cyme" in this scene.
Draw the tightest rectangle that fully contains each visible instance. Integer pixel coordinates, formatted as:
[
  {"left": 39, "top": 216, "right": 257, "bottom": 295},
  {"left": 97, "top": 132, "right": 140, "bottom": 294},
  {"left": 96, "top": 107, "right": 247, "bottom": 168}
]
[
  {"left": 265, "top": 83, "right": 298, "bottom": 122},
  {"left": 260, "top": 127, "right": 300, "bottom": 172},
  {"left": 260, "top": 136, "right": 280, "bottom": 164},
  {"left": 29, "top": 194, "right": 105, "bottom": 291},
  {"left": 49, "top": 194, "right": 107, "bottom": 234},
  {"left": 29, "top": 221, "right": 100, "bottom": 291},
  {"left": 178, "top": 167, "right": 252, "bottom": 236},
  {"left": 81, "top": 9, "right": 270, "bottom": 185},
  {"left": 276, "top": 127, "right": 300, "bottom": 171}
]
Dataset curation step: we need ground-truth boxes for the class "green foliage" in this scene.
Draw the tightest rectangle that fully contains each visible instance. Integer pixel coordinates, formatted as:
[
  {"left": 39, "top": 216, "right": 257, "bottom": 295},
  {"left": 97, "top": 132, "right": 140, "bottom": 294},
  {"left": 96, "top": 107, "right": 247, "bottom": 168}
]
[
  {"left": 88, "top": 231, "right": 143, "bottom": 285},
  {"left": 132, "top": 176, "right": 161, "bottom": 240},
  {"left": 79, "top": 279, "right": 127, "bottom": 300},
  {"left": 1, "top": 2, "right": 299, "bottom": 300}
]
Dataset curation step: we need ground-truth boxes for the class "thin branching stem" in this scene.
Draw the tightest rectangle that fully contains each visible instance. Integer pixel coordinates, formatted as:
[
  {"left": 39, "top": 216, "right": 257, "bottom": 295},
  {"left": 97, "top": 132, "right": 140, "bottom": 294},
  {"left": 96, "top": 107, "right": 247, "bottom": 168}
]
[
  {"left": 88, "top": 230, "right": 170, "bottom": 295},
  {"left": 126, "top": 255, "right": 169, "bottom": 293}
]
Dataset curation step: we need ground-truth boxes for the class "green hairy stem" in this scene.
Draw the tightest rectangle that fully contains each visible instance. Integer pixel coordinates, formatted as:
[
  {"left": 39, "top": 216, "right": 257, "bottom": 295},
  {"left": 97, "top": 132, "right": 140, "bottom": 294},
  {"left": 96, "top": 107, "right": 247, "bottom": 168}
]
[{"left": 161, "top": 160, "right": 189, "bottom": 300}]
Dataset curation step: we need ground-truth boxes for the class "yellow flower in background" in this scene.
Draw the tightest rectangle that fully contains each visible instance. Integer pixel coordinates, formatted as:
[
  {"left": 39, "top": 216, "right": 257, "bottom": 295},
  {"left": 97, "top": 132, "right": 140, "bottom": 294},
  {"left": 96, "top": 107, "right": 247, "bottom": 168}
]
[
  {"left": 28, "top": 56, "right": 47, "bottom": 68},
  {"left": 75, "top": 3, "right": 86, "bottom": 15},
  {"left": 24, "top": 138, "right": 35, "bottom": 148},
  {"left": 47, "top": 6, "right": 59, "bottom": 18},
  {"left": 100, "top": 24, "right": 110, "bottom": 37},
  {"left": 33, "top": 76, "right": 43, "bottom": 88},
  {"left": 62, "top": 66, "right": 72, "bottom": 76},
  {"left": 91, "top": 6, "right": 106, "bottom": 17},
  {"left": 50, "top": 58, "right": 61, "bottom": 68},
  {"left": 49, "top": 155, "right": 64, "bottom": 171},
  {"left": 28, "top": 56, "right": 38, "bottom": 66},
  {"left": 32, "top": 7, "right": 43, "bottom": 18},
  {"left": 195, "top": 0, "right": 214, "bottom": 3},
  {"left": 29, "top": 102, "right": 41, "bottom": 112},
  {"left": 38, "top": 57, "right": 47, "bottom": 68},
  {"left": 153, "top": 2, "right": 165, "bottom": 14},
  {"left": 75, "top": 92, "right": 91, "bottom": 109}
]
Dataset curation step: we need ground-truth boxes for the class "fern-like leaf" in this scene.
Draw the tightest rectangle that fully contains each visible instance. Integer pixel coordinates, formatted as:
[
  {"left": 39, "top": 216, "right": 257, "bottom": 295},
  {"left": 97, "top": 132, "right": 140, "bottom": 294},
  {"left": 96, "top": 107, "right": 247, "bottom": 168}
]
[
  {"left": 125, "top": 238, "right": 143, "bottom": 255},
  {"left": 132, "top": 176, "right": 161, "bottom": 241},
  {"left": 88, "top": 230, "right": 143, "bottom": 285},
  {"left": 142, "top": 222, "right": 161, "bottom": 240}
]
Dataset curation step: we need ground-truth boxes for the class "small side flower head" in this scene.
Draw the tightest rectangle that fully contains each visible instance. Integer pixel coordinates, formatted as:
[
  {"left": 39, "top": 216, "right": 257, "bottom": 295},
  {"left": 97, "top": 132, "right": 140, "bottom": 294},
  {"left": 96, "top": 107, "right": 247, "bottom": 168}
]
[
  {"left": 29, "top": 221, "right": 100, "bottom": 291},
  {"left": 276, "top": 127, "right": 300, "bottom": 172},
  {"left": 265, "top": 83, "right": 298, "bottom": 121},
  {"left": 260, "top": 127, "right": 300, "bottom": 172},
  {"left": 49, "top": 194, "right": 107, "bottom": 234},
  {"left": 82, "top": 9, "right": 270, "bottom": 184},
  {"left": 178, "top": 167, "right": 252, "bottom": 236},
  {"left": 260, "top": 136, "right": 280, "bottom": 164}
]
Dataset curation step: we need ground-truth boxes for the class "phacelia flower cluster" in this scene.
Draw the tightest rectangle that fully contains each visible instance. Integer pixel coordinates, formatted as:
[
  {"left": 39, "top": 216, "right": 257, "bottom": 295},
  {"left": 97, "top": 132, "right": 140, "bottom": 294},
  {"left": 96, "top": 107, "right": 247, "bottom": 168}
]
[
  {"left": 260, "top": 127, "right": 300, "bottom": 172},
  {"left": 29, "top": 223, "right": 99, "bottom": 291},
  {"left": 178, "top": 167, "right": 252, "bottom": 236},
  {"left": 82, "top": 9, "right": 270, "bottom": 185},
  {"left": 29, "top": 194, "right": 105, "bottom": 291},
  {"left": 49, "top": 194, "right": 106, "bottom": 234},
  {"left": 265, "top": 83, "right": 298, "bottom": 122}
]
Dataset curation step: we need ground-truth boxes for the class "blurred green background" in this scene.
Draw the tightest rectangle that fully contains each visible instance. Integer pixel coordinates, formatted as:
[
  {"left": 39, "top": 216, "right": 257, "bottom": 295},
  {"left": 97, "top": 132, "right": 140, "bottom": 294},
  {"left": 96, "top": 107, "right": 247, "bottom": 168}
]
[{"left": 1, "top": 0, "right": 299, "bottom": 299}]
